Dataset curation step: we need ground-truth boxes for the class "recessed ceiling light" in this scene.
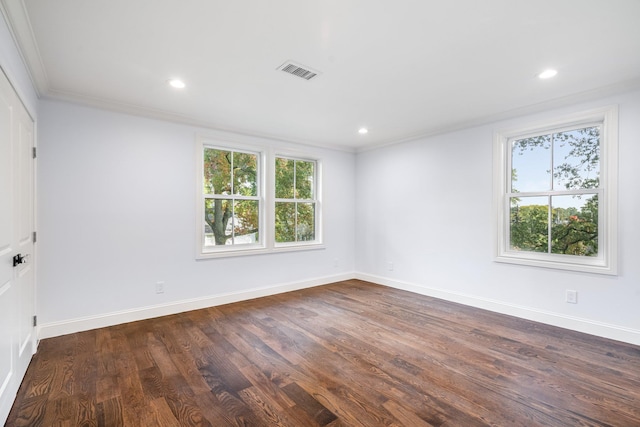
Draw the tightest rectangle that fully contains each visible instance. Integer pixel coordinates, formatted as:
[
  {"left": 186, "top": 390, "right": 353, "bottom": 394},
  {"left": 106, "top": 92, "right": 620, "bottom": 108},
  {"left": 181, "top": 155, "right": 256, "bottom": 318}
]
[
  {"left": 358, "top": 127, "right": 369, "bottom": 135},
  {"left": 168, "top": 79, "right": 186, "bottom": 89},
  {"left": 538, "top": 69, "right": 558, "bottom": 79}
]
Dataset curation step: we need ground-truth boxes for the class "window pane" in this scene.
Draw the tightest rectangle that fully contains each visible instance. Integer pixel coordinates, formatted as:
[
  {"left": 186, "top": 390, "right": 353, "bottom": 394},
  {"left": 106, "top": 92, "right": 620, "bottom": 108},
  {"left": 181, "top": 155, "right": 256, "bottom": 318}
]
[
  {"left": 511, "top": 135, "right": 551, "bottom": 192},
  {"left": 233, "top": 200, "right": 259, "bottom": 244},
  {"left": 275, "top": 157, "right": 295, "bottom": 198},
  {"left": 295, "top": 160, "right": 315, "bottom": 199},
  {"left": 510, "top": 196, "right": 549, "bottom": 253},
  {"left": 203, "top": 148, "right": 232, "bottom": 195},
  {"left": 204, "top": 198, "right": 232, "bottom": 246},
  {"left": 233, "top": 152, "right": 258, "bottom": 196},
  {"left": 296, "top": 202, "right": 315, "bottom": 241},
  {"left": 551, "top": 194, "right": 598, "bottom": 256},
  {"left": 553, "top": 127, "right": 600, "bottom": 190},
  {"left": 275, "top": 202, "right": 296, "bottom": 242}
]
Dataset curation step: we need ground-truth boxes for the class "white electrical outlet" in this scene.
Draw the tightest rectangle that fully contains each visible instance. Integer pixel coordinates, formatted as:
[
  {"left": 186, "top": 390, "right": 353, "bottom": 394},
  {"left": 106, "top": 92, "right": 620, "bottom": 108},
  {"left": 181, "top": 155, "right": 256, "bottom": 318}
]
[
  {"left": 388, "top": 261, "right": 394, "bottom": 271},
  {"left": 566, "top": 290, "right": 577, "bottom": 304},
  {"left": 156, "top": 281, "right": 165, "bottom": 294}
]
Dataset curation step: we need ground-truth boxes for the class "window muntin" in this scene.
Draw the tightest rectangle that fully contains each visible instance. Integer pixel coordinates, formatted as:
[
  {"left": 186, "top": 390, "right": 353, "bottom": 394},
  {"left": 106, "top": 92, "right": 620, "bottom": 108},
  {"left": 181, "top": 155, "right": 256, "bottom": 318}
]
[
  {"left": 494, "top": 106, "right": 617, "bottom": 275},
  {"left": 202, "top": 147, "right": 261, "bottom": 248},
  {"left": 275, "top": 157, "right": 318, "bottom": 244}
]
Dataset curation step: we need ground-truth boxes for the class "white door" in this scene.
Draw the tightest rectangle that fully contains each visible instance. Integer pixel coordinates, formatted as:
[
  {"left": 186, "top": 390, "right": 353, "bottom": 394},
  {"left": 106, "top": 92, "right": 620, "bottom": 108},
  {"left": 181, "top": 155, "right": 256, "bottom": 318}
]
[
  {"left": 0, "top": 68, "right": 36, "bottom": 424},
  {"left": 14, "top": 80, "right": 35, "bottom": 380}
]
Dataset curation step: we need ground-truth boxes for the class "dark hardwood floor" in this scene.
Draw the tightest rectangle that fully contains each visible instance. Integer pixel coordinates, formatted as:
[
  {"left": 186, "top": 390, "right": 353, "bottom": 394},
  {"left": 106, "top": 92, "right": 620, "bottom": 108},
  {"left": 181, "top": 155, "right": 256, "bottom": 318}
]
[{"left": 6, "top": 280, "right": 640, "bottom": 426}]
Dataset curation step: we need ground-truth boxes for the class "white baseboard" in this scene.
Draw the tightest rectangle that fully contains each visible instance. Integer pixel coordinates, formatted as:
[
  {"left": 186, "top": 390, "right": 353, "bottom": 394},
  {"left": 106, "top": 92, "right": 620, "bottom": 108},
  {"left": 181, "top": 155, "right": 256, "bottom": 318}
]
[
  {"left": 38, "top": 272, "right": 640, "bottom": 347},
  {"left": 38, "top": 272, "right": 355, "bottom": 339},
  {"left": 356, "top": 272, "right": 640, "bottom": 346}
]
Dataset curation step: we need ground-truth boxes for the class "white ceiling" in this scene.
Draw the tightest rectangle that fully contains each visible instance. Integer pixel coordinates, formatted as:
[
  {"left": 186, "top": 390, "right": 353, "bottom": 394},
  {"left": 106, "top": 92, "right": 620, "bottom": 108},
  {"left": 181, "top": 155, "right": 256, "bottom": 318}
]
[{"left": 3, "top": 0, "right": 640, "bottom": 151}]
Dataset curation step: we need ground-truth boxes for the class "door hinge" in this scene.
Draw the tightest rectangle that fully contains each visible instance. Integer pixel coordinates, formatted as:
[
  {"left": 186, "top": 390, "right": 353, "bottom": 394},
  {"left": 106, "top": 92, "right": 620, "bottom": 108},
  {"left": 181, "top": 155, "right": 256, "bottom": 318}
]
[
  {"left": 33, "top": 315, "right": 37, "bottom": 327},
  {"left": 33, "top": 231, "right": 37, "bottom": 243},
  {"left": 32, "top": 147, "right": 37, "bottom": 159}
]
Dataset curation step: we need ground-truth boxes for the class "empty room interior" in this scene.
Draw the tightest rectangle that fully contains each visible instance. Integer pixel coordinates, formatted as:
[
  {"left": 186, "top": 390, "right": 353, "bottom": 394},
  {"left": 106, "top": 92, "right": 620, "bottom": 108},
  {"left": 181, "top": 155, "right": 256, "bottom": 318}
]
[{"left": 2, "top": 1, "right": 640, "bottom": 425}]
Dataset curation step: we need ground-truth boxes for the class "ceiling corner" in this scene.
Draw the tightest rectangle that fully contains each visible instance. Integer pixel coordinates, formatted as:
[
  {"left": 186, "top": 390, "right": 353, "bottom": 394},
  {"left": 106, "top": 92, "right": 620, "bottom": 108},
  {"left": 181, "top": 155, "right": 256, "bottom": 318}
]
[{"left": 1, "top": 0, "right": 50, "bottom": 96}]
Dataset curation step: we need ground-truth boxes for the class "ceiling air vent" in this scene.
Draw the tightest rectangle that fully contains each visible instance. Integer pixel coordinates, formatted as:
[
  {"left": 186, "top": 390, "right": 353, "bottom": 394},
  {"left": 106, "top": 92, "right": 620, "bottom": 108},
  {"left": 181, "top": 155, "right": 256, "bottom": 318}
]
[{"left": 277, "top": 61, "right": 320, "bottom": 81}]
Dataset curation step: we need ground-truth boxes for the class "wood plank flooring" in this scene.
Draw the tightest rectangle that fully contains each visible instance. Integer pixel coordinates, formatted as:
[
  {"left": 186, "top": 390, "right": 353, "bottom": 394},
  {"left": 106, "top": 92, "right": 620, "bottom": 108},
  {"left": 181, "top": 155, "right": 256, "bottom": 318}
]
[{"left": 6, "top": 280, "right": 640, "bottom": 426}]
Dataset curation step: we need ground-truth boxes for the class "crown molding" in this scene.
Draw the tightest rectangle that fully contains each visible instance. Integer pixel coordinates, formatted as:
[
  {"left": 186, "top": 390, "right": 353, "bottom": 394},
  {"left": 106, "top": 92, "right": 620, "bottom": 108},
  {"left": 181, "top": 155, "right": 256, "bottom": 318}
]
[
  {"left": 44, "top": 88, "right": 358, "bottom": 153},
  {"left": 1, "top": 0, "right": 48, "bottom": 96},
  {"left": 356, "top": 77, "right": 640, "bottom": 153}
]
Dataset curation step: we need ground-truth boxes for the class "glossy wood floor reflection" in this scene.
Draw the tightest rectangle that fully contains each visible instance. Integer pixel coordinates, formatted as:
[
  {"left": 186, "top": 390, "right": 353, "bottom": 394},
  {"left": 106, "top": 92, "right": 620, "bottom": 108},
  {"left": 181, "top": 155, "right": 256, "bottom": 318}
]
[{"left": 7, "top": 280, "right": 640, "bottom": 426}]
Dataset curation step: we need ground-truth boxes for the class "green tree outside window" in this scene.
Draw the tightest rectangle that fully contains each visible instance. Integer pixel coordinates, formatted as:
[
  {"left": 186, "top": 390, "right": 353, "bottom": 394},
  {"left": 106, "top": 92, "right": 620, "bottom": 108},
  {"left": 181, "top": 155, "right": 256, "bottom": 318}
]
[
  {"left": 203, "top": 148, "right": 259, "bottom": 246},
  {"left": 275, "top": 157, "right": 316, "bottom": 243}
]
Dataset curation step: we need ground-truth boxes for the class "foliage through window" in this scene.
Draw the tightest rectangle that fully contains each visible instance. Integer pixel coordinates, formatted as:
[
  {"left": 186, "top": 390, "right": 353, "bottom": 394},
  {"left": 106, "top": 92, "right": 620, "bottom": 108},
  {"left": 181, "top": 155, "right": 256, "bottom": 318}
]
[
  {"left": 197, "top": 139, "right": 323, "bottom": 257},
  {"left": 494, "top": 106, "right": 618, "bottom": 274},
  {"left": 510, "top": 126, "right": 600, "bottom": 256},
  {"left": 203, "top": 147, "right": 260, "bottom": 247},
  {"left": 275, "top": 157, "right": 317, "bottom": 243}
]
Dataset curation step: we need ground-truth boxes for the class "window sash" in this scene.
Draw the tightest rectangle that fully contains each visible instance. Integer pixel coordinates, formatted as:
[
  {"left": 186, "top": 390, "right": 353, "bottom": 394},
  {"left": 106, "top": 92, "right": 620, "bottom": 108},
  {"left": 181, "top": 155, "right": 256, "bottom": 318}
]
[
  {"left": 274, "top": 156, "right": 319, "bottom": 245},
  {"left": 504, "top": 191, "right": 602, "bottom": 257},
  {"left": 200, "top": 144, "right": 265, "bottom": 254},
  {"left": 505, "top": 124, "right": 602, "bottom": 258}
]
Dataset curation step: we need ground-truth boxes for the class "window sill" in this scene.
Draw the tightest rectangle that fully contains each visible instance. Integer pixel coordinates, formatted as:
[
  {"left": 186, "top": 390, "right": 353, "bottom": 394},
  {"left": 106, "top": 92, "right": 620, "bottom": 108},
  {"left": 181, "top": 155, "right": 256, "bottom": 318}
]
[
  {"left": 495, "top": 252, "right": 616, "bottom": 275},
  {"left": 197, "top": 245, "right": 269, "bottom": 260},
  {"left": 197, "top": 243, "right": 325, "bottom": 260},
  {"left": 273, "top": 242, "right": 326, "bottom": 253}
]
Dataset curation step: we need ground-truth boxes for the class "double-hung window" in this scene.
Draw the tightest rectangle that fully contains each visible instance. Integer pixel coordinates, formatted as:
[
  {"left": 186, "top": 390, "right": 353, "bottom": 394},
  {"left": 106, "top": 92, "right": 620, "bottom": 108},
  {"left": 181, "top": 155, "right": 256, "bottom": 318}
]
[
  {"left": 274, "top": 156, "right": 319, "bottom": 245},
  {"left": 197, "top": 138, "right": 322, "bottom": 258},
  {"left": 201, "top": 146, "right": 263, "bottom": 253},
  {"left": 494, "top": 106, "right": 618, "bottom": 274}
]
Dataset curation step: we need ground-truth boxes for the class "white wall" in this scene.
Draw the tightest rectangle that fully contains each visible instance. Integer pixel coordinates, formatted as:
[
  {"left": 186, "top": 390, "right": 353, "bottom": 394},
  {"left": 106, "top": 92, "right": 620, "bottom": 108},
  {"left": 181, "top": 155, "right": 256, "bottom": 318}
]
[
  {"left": 37, "top": 90, "right": 640, "bottom": 345},
  {"left": 355, "top": 90, "right": 640, "bottom": 345},
  {"left": 37, "top": 99, "right": 356, "bottom": 335}
]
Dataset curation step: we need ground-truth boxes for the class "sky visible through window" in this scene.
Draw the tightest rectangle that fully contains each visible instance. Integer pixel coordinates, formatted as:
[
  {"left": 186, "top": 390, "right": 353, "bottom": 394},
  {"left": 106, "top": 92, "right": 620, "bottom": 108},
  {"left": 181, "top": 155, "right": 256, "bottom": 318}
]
[{"left": 511, "top": 128, "right": 599, "bottom": 209}]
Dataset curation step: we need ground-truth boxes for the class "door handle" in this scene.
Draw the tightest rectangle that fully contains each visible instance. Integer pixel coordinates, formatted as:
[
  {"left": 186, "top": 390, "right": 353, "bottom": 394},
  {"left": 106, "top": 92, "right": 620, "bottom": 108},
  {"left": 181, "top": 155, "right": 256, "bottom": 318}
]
[{"left": 13, "top": 254, "right": 25, "bottom": 267}]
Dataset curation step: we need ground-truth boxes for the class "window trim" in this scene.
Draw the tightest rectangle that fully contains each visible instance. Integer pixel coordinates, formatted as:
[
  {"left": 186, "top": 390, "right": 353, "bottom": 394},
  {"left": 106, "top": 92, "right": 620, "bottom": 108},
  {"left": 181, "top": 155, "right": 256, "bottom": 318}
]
[
  {"left": 196, "top": 136, "right": 324, "bottom": 259},
  {"left": 493, "top": 106, "right": 618, "bottom": 275}
]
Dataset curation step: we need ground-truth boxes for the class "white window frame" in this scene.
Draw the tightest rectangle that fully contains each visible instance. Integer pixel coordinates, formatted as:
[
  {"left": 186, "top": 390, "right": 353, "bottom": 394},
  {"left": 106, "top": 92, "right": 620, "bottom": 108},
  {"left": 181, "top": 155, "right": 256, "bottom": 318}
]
[
  {"left": 196, "top": 138, "right": 267, "bottom": 258},
  {"left": 493, "top": 106, "right": 618, "bottom": 275},
  {"left": 273, "top": 154, "right": 323, "bottom": 249},
  {"left": 196, "top": 136, "right": 323, "bottom": 259}
]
